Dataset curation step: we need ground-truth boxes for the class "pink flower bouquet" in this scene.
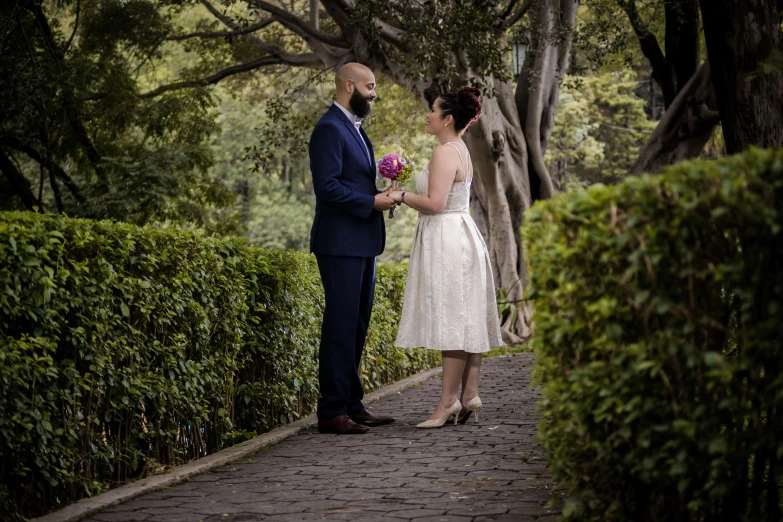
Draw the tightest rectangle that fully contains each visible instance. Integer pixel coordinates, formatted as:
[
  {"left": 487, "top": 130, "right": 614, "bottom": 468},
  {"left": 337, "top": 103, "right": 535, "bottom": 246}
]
[{"left": 378, "top": 149, "right": 415, "bottom": 218}]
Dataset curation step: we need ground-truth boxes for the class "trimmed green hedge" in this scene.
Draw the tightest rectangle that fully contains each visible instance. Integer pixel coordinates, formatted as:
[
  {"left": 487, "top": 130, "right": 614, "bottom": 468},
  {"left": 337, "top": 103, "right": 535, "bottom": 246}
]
[
  {"left": 525, "top": 148, "right": 783, "bottom": 521},
  {"left": 0, "top": 212, "right": 437, "bottom": 518}
]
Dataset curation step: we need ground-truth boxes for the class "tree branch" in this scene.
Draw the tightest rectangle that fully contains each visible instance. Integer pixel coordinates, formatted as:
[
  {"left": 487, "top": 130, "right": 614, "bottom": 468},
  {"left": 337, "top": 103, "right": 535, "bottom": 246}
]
[
  {"left": 26, "top": 0, "right": 109, "bottom": 188},
  {"left": 502, "top": 0, "right": 534, "bottom": 30},
  {"left": 664, "top": 0, "right": 699, "bottom": 93},
  {"left": 300, "top": 0, "right": 402, "bottom": 48},
  {"left": 520, "top": 0, "right": 560, "bottom": 200},
  {"left": 0, "top": 146, "right": 41, "bottom": 211},
  {"left": 374, "top": 18, "right": 405, "bottom": 46},
  {"left": 198, "top": 0, "right": 270, "bottom": 50},
  {"left": 617, "top": 0, "right": 676, "bottom": 107},
  {"left": 200, "top": 0, "right": 343, "bottom": 65},
  {"left": 0, "top": 136, "right": 85, "bottom": 202},
  {"left": 138, "top": 53, "right": 322, "bottom": 98},
  {"left": 319, "top": 0, "right": 361, "bottom": 43},
  {"left": 85, "top": 2, "right": 327, "bottom": 102},
  {"left": 49, "top": 169, "right": 63, "bottom": 213},
  {"left": 316, "top": 0, "right": 404, "bottom": 64},
  {"left": 631, "top": 61, "right": 718, "bottom": 174},
  {"left": 63, "top": 0, "right": 79, "bottom": 54},
  {"left": 310, "top": 0, "right": 320, "bottom": 30},
  {"left": 165, "top": 18, "right": 274, "bottom": 41},
  {"left": 501, "top": 0, "right": 523, "bottom": 19},
  {"left": 246, "top": 0, "right": 348, "bottom": 47}
]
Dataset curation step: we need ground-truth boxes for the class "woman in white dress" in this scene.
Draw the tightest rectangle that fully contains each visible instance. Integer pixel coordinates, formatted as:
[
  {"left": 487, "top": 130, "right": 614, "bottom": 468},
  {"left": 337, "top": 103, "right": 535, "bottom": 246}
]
[{"left": 389, "top": 87, "right": 503, "bottom": 428}]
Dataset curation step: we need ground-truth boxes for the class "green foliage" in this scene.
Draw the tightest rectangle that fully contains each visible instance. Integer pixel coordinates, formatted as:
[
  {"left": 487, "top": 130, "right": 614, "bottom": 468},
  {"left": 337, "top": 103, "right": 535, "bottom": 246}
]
[
  {"left": 0, "top": 0, "right": 234, "bottom": 229},
  {"left": 245, "top": 69, "right": 333, "bottom": 172},
  {"left": 574, "top": 1, "right": 663, "bottom": 72},
  {"left": 547, "top": 71, "right": 656, "bottom": 187},
  {"left": 0, "top": 211, "right": 437, "bottom": 519},
  {"left": 378, "top": 205, "right": 419, "bottom": 265},
  {"left": 226, "top": 73, "right": 432, "bottom": 262},
  {"left": 243, "top": 180, "right": 313, "bottom": 252},
  {"left": 351, "top": 0, "right": 510, "bottom": 93},
  {"left": 524, "top": 148, "right": 783, "bottom": 521}
]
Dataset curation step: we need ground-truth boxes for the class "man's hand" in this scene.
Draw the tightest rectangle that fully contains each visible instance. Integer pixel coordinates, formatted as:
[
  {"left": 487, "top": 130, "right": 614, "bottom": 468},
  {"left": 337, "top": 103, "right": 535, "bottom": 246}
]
[{"left": 374, "top": 192, "right": 396, "bottom": 211}]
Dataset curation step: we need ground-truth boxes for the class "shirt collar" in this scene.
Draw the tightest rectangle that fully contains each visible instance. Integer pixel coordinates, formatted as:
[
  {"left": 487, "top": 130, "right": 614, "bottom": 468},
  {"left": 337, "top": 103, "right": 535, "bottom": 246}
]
[{"left": 333, "top": 101, "right": 363, "bottom": 129}]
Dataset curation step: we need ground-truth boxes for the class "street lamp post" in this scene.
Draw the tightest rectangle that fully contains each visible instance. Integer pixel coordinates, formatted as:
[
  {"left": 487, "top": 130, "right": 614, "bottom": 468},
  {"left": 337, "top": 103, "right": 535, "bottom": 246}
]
[
  {"left": 310, "top": 0, "right": 319, "bottom": 29},
  {"left": 512, "top": 40, "right": 527, "bottom": 78}
]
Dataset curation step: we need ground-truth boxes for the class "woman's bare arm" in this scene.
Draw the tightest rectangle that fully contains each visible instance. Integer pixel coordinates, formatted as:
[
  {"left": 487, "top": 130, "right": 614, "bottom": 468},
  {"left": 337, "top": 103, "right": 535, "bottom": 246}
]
[{"left": 390, "top": 145, "right": 459, "bottom": 214}]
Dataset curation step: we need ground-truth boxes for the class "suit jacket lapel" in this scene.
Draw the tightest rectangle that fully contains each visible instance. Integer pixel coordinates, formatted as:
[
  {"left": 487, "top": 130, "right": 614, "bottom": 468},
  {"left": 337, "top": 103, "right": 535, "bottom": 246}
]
[
  {"left": 360, "top": 126, "right": 376, "bottom": 175},
  {"left": 331, "top": 105, "right": 373, "bottom": 171}
]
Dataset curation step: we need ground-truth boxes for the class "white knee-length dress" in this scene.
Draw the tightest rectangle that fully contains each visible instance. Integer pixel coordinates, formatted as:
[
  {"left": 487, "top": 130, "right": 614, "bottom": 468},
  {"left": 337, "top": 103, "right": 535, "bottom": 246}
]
[{"left": 394, "top": 142, "right": 504, "bottom": 353}]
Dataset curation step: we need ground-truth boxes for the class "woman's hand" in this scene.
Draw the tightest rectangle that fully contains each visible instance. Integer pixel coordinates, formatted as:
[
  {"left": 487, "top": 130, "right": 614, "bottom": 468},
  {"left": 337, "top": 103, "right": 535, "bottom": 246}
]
[{"left": 389, "top": 190, "right": 405, "bottom": 203}]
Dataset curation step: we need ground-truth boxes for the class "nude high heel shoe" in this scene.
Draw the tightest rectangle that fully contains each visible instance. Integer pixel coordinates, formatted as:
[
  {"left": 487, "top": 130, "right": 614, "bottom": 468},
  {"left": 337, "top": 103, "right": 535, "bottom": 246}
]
[
  {"left": 457, "top": 396, "right": 482, "bottom": 424},
  {"left": 416, "top": 401, "right": 462, "bottom": 429}
]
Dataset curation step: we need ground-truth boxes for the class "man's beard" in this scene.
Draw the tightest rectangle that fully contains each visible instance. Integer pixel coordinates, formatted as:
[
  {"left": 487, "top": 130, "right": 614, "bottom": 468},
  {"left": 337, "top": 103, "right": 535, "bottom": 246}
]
[{"left": 349, "top": 89, "right": 373, "bottom": 119}]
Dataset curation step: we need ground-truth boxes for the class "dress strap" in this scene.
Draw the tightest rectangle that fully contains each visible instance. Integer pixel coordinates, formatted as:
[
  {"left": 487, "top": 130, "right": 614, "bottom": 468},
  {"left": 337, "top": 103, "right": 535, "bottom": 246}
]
[
  {"left": 445, "top": 141, "right": 468, "bottom": 182},
  {"left": 445, "top": 141, "right": 472, "bottom": 183}
]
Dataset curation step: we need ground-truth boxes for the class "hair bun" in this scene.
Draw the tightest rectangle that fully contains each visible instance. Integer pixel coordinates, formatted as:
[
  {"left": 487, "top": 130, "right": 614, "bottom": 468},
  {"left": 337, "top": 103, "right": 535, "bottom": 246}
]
[
  {"left": 456, "top": 86, "right": 482, "bottom": 122},
  {"left": 457, "top": 86, "right": 481, "bottom": 99}
]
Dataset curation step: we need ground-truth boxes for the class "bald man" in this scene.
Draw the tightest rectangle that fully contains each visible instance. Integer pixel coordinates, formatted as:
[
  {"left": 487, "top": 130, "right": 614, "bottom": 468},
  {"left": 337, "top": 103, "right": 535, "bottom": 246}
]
[{"left": 309, "top": 63, "right": 397, "bottom": 434}]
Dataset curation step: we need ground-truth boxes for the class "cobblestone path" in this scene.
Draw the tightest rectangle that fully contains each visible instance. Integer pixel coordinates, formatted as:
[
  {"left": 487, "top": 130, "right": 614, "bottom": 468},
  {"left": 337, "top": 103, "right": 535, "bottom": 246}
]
[{"left": 84, "top": 353, "right": 560, "bottom": 522}]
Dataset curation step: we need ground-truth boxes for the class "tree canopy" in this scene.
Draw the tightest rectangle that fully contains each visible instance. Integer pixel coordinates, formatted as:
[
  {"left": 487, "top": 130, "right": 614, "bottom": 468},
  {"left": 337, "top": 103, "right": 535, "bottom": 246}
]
[
  {"left": 1, "top": 0, "right": 238, "bottom": 230},
  {"left": 3, "top": 0, "right": 783, "bottom": 339}
]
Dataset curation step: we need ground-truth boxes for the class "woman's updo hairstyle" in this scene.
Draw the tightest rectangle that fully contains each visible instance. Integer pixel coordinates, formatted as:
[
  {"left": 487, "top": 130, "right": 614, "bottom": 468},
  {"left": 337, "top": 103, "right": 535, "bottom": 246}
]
[{"left": 435, "top": 86, "right": 482, "bottom": 132}]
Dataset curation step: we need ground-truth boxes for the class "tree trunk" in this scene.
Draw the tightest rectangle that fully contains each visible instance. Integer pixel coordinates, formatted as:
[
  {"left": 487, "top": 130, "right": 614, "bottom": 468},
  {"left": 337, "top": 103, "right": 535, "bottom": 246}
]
[
  {"left": 310, "top": 0, "right": 319, "bottom": 30},
  {"left": 462, "top": 0, "right": 578, "bottom": 341},
  {"left": 620, "top": 0, "right": 715, "bottom": 174},
  {"left": 632, "top": 61, "right": 720, "bottom": 174},
  {"left": 664, "top": 0, "right": 700, "bottom": 94},
  {"left": 699, "top": 0, "right": 783, "bottom": 153},
  {"left": 27, "top": 1, "right": 110, "bottom": 190},
  {"left": 196, "top": 0, "right": 580, "bottom": 341},
  {"left": 0, "top": 147, "right": 41, "bottom": 211},
  {"left": 516, "top": 0, "right": 578, "bottom": 199},
  {"left": 465, "top": 78, "right": 532, "bottom": 343}
]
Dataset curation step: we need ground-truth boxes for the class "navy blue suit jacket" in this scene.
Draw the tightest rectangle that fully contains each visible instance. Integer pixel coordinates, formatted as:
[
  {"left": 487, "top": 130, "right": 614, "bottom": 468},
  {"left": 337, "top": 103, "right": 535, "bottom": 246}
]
[{"left": 309, "top": 104, "right": 385, "bottom": 257}]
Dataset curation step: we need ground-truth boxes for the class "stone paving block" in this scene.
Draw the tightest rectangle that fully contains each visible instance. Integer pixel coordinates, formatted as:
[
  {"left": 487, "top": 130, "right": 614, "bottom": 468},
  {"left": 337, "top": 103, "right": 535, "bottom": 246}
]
[
  {"left": 406, "top": 495, "right": 487, "bottom": 506},
  {"left": 82, "top": 354, "right": 561, "bottom": 522},
  {"left": 416, "top": 515, "right": 473, "bottom": 522},
  {"left": 90, "top": 512, "right": 151, "bottom": 521},
  {"left": 156, "top": 487, "right": 213, "bottom": 498},
  {"left": 237, "top": 503, "right": 301, "bottom": 515},
  {"left": 320, "top": 512, "right": 381, "bottom": 520},
  {"left": 262, "top": 513, "right": 334, "bottom": 521},
  {"left": 132, "top": 498, "right": 184, "bottom": 509},
  {"left": 90, "top": 502, "right": 143, "bottom": 513},
  {"left": 386, "top": 507, "right": 449, "bottom": 519},
  {"left": 384, "top": 490, "right": 447, "bottom": 500},
  {"left": 445, "top": 505, "right": 511, "bottom": 517},
  {"left": 327, "top": 490, "right": 387, "bottom": 501},
  {"left": 415, "top": 471, "right": 470, "bottom": 479},
  {"left": 148, "top": 505, "right": 224, "bottom": 516},
  {"left": 473, "top": 514, "right": 539, "bottom": 522},
  {"left": 188, "top": 474, "right": 221, "bottom": 482},
  {"left": 200, "top": 515, "right": 261, "bottom": 522},
  {"left": 347, "top": 499, "right": 412, "bottom": 512},
  {"left": 234, "top": 489, "right": 328, "bottom": 502},
  {"left": 141, "top": 515, "right": 196, "bottom": 522}
]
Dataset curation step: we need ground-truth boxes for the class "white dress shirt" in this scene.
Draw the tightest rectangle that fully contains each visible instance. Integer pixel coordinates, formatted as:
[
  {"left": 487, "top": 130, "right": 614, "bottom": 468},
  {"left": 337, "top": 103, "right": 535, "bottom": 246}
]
[{"left": 333, "top": 101, "right": 371, "bottom": 162}]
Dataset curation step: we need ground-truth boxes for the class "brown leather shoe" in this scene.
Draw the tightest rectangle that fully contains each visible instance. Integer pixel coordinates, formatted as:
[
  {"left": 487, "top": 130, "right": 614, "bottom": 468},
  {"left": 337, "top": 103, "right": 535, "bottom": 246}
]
[
  {"left": 318, "top": 415, "right": 370, "bottom": 434},
  {"left": 350, "top": 409, "right": 395, "bottom": 427}
]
